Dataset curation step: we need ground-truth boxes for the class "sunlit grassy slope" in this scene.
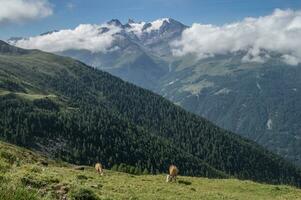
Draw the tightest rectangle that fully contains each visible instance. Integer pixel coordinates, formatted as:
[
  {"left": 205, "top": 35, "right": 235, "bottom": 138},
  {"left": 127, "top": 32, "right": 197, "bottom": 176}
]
[{"left": 0, "top": 141, "right": 301, "bottom": 200}]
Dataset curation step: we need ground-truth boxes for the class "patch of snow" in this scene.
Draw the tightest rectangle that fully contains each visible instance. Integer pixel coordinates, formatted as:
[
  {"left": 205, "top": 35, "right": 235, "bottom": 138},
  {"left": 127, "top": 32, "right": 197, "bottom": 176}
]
[
  {"left": 168, "top": 63, "right": 172, "bottom": 72},
  {"left": 214, "top": 88, "right": 231, "bottom": 95},
  {"left": 267, "top": 119, "right": 273, "bottom": 130},
  {"left": 168, "top": 81, "right": 175, "bottom": 85},
  {"left": 164, "top": 79, "right": 179, "bottom": 86},
  {"left": 256, "top": 82, "right": 262, "bottom": 90}
]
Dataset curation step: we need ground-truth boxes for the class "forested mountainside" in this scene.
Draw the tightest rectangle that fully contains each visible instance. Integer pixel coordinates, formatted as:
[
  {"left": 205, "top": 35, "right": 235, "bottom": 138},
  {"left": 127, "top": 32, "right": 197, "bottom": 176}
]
[{"left": 0, "top": 41, "right": 301, "bottom": 186}]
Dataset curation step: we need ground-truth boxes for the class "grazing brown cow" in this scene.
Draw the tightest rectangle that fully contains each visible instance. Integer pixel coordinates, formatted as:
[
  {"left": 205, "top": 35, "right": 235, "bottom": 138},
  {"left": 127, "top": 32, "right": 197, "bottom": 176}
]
[
  {"left": 166, "top": 165, "right": 179, "bottom": 182},
  {"left": 95, "top": 163, "right": 104, "bottom": 175}
]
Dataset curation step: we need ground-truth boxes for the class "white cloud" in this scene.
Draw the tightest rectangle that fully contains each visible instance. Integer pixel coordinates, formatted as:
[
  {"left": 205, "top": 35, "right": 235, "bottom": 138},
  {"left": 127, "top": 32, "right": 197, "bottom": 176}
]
[
  {"left": 172, "top": 9, "right": 301, "bottom": 65},
  {"left": 281, "top": 54, "right": 300, "bottom": 66},
  {"left": 0, "top": 0, "right": 53, "bottom": 24},
  {"left": 12, "top": 24, "right": 121, "bottom": 53},
  {"left": 13, "top": 18, "right": 171, "bottom": 53},
  {"left": 66, "top": 2, "right": 75, "bottom": 10}
]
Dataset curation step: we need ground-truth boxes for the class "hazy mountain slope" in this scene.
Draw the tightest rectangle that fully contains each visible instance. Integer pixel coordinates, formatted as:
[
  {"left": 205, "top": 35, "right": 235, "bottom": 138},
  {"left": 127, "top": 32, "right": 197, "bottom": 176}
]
[
  {"left": 60, "top": 46, "right": 167, "bottom": 90},
  {"left": 1, "top": 41, "right": 301, "bottom": 186},
  {"left": 1, "top": 141, "right": 301, "bottom": 200},
  {"left": 159, "top": 53, "right": 301, "bottom": 165}
]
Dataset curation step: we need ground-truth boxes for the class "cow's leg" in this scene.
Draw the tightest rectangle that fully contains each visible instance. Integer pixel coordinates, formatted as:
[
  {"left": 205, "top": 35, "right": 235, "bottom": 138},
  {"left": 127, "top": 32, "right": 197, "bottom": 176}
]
[{"left": 166, "top": 175, "right": 170, "bottom": 182}]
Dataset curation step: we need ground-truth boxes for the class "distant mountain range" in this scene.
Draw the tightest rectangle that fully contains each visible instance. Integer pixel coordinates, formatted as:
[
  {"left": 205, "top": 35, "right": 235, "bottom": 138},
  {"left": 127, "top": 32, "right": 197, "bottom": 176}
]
[{"left": 8, "top": 18, "right": 301, "bottom": 166}]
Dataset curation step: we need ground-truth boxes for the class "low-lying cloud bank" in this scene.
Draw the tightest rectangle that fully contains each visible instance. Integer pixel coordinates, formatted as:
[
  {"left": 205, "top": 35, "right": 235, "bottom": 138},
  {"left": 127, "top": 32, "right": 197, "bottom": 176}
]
[
  {"left": 13, "top": 24, "right": 121, "bottom": 53},
  {"left": 172, "top": 9, "right": 301, "bottom": 65},
  {"left": 12, "top": 18, "right": 171, "bottom": 53},
  {"left": 0, "top": 0, "right": 52, "bottom": 24}
]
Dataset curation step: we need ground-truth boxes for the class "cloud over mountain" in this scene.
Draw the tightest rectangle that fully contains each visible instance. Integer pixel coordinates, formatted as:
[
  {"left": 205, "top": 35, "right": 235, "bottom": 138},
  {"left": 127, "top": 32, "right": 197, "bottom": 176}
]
[
  {"left": 0, "top": 0, "right": 53, "bottom": 24},
  {"left": 11, "top": 18, "right": 176, "bottom": 53},
  {"left": 172, "top": 9, "right": 301, "bottom": 65},
  {"left": 12, "top": 24, "right": 121, "bottom": 53}
]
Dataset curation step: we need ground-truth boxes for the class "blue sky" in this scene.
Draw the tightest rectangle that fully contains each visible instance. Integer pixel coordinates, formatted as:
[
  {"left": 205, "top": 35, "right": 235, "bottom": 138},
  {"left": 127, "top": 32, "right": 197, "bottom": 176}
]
[{"left": 1, "top": 0, "right": 301, "bottom": 40}]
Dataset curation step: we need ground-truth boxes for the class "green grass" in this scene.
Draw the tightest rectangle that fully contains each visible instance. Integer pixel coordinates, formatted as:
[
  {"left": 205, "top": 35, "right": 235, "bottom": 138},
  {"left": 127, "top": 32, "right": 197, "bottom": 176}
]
[
  {"left": 0, "top": 141, "right": 301, "bottom": 200},
  {"left": 0, "top": 89, "right": 56, "bottom": 100},
  {"left": 0, "top": 89, "right": 9, "bottom": 96},
  {"left": 15, "top": 93, "right": 56, "bottom": 101}
]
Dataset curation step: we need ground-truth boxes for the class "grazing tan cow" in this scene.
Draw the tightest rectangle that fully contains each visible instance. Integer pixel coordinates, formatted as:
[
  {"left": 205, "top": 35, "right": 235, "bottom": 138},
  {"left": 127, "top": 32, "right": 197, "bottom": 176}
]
[
  {"left": 166, "top": 165, "right": 179, "bottom": 182},
  {"left": 95, "top": 163, "right": 104, "bottom": 175}
]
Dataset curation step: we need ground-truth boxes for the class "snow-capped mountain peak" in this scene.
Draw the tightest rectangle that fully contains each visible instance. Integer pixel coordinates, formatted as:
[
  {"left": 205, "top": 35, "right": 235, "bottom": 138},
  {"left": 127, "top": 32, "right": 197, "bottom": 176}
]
[
  {"left": 126, "top": 21, "right": 146, "bottom": 36},
  {"left": 145, "top": 18, "right": 170, "bottom": 32},
  {"left": 107, "top": 19, "right": 123, "bottom": 27},
  {"left": 125, "top": 18, "right": 180, "bottom": 36}
]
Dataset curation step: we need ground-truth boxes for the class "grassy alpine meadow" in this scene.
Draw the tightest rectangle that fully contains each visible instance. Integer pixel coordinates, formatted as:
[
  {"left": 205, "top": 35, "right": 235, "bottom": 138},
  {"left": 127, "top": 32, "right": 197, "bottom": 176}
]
[{"left": 0, "top": 141, "right": 301, "bottom": 200}]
